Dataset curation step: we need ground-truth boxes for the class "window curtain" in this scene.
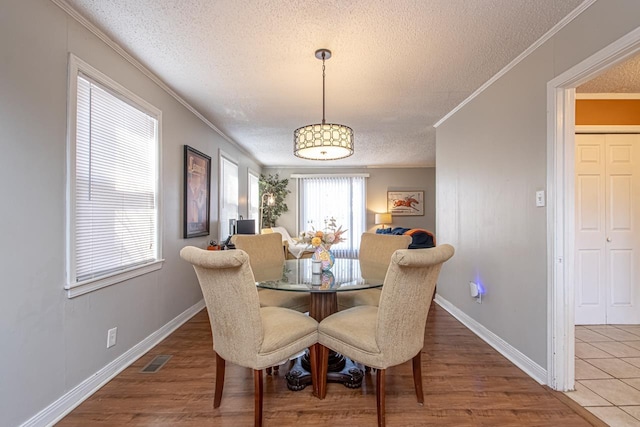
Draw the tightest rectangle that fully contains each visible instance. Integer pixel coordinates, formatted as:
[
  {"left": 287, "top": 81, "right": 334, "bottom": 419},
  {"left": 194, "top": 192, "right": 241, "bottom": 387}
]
[
  {"left": 220, "top": 156, "right": 238, "bottom": 238},
  {"left": 299, "top": 176, "right": 366, "bottom": 258},
  {"left": 248, "top": 172, "right": 260, "bottom": 233}
]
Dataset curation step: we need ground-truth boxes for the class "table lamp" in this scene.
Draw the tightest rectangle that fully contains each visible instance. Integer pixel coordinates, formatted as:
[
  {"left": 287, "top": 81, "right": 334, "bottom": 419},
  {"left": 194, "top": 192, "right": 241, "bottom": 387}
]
[{"left": 375, "top": 213, "right": 392, "bottom": 230}]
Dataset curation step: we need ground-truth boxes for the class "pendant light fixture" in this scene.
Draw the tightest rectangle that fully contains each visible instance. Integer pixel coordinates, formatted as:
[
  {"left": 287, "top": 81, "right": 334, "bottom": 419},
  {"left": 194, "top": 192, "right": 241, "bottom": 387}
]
[{"left": 294, "top": 49, "right": 354, "bottom": 160}]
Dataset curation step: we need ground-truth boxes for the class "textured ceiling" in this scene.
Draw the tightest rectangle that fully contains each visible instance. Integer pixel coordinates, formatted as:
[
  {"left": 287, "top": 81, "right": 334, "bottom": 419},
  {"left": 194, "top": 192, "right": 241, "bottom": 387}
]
[
  {"left": 64, "top": 0, "right": 585, "bottom": 167},
  {"left": 577, "top": 53, "right": 640, "bottom": 93}
]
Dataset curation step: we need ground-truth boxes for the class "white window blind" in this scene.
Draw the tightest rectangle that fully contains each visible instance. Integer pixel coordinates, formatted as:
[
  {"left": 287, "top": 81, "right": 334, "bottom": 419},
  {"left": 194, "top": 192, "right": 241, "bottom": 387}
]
[
  {"left": 70, "top": 70, "right": 160, "bottom": 292},
  {"left": 248, "top": 171, "right": 259, "bottom": 233},
  {"left": 299, "top": 176, "right": 366, "bottom": 258},
  {"left": 220, "top": 155, "right": 238, "bottom": 238}
]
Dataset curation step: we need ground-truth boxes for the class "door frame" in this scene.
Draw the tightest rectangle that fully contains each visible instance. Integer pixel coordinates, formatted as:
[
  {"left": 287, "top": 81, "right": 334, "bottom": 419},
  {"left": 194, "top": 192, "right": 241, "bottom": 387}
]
[{"left": 547, "top": 27, "right": 640, "bottom": 391}]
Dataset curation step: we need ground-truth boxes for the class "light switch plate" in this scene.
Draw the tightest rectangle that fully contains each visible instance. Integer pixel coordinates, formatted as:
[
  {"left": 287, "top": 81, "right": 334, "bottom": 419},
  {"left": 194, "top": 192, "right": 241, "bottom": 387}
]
[
  {"left": 107, "top": 327, "right": 117, "bottom": 348},
  {"left": 535, "top": 190, "right": 545, "bottom": 207}
]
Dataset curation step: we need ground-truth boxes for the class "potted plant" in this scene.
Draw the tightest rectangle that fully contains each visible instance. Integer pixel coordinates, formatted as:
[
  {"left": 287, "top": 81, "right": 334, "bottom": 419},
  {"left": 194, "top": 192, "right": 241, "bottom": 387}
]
[{"left": 259, "top": 173, "right": 291, "bottom": 228}]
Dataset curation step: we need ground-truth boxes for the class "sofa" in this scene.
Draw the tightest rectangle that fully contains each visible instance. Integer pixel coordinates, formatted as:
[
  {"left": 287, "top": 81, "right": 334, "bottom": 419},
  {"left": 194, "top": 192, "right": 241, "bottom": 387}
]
[
  {"left": 263, "top": 226, "right": 314, "bottom": 259},
  {"left": 375, "top": 227, "right": 436, "bottom": 249}
]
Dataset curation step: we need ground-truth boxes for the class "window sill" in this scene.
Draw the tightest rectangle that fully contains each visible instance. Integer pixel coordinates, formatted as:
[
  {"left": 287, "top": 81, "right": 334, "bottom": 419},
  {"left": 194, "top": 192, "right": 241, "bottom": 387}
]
[{"left": 65, "top": 259, "right": 165, "bottom": 298}]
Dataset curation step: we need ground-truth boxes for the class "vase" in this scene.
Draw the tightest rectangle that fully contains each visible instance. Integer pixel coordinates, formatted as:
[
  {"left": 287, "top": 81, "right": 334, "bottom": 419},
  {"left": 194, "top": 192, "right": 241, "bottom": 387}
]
[
  {"left": 312, "top": 244, "right": 335, "bottom": 271},
  {"left": 320, "top": 271, "right": 335, "bottom": 289}
]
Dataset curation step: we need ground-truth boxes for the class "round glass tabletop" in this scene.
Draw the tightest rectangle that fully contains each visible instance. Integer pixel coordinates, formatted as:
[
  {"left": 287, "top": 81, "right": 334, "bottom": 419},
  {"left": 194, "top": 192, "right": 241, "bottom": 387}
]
[{"left": 256, "top": 257, "right": 383, "bottom": 293}]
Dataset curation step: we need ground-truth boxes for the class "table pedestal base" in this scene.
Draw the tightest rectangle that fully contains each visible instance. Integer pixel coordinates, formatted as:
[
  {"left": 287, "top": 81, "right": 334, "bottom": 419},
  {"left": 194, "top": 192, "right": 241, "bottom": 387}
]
[
  {"left": 284, "top": 351, "right": 364, "bottom": 391},
  {"left": 277, "top": 283, "right": 369, "bottom": 391}
]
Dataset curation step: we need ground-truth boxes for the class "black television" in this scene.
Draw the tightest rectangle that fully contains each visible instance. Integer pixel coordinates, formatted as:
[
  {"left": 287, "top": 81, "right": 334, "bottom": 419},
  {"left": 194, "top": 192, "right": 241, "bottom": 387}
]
[{"left": 235, "top": 219, "right": 256, "bottom": 235}]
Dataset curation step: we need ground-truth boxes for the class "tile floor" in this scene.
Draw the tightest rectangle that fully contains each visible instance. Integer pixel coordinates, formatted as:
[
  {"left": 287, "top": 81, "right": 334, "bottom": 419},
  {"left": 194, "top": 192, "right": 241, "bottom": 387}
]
[{"left": 565, "top": 324, "right": 640, "bottom": 426}]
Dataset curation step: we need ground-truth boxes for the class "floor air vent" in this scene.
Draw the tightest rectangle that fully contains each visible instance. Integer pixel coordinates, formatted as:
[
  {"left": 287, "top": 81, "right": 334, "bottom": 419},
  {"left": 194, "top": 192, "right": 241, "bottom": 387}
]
[{"left": 141, "top": 355, "right": 172, "bottom": 373}]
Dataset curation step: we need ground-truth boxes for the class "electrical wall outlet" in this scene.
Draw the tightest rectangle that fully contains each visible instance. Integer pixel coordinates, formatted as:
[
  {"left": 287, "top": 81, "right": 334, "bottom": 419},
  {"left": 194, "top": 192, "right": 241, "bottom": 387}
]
[
  {"left": 469, "top": 282, "right": 482, "bottom": 304},
  {"left": 107, "top": 327, "right": 117, "bottom": 348},
  {"left": 469, "top": 281, "right": 479, "bottom": 297}
]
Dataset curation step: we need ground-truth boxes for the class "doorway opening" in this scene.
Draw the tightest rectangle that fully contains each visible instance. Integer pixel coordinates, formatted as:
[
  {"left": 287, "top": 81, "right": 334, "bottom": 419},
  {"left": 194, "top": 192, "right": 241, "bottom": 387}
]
[{"left": 547, "top": 27, "right": 640, "bottom": 392}]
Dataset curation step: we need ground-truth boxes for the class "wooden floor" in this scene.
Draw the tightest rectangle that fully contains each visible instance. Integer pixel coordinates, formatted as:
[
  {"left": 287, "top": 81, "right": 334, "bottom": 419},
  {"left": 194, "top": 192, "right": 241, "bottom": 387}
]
[{"left": 58, "top": 305, "right": 600, "bottom": 426}]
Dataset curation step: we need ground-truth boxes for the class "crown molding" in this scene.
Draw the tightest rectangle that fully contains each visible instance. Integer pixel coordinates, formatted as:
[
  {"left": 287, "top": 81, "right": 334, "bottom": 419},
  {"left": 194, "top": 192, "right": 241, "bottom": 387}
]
[
  {"left": 434, "top": 0, "right": 598, "bottom": 128},
  {"left": 50, "top": 0, "right": 261, "bottom": 166}
]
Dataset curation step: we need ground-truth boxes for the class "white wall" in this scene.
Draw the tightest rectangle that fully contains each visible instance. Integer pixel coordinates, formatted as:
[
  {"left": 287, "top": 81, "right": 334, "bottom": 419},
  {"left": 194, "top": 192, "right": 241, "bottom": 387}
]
[
  {"left": 436, "top": 0, "right": 640, "bottom": 368},
  {"left": 0, "top": 1, "right": 260, "bottom": 425},
  {"left": 263, "top": 167, "right": 436, "bottom": 236}
]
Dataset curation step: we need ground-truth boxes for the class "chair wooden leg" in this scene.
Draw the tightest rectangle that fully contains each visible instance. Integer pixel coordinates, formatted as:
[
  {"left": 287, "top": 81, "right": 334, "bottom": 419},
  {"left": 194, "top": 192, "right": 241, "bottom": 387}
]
[
  {"left": 318, "top": 345, "right": 330, "bottom": 399},
  {"left": 254, "top": 369, "right": 263, "bottom": 427},
  {"left": 308, "top": 344, "right": 319, "bottom": 397},
  {"left": 214, "top": 352, "right": 225, "bottom": 409},
  {"left": 412, "top": 352, "right": 424, "bottom": 405},
  {"left": 376, "top": 368, "right": 386, "bottom": 427}
]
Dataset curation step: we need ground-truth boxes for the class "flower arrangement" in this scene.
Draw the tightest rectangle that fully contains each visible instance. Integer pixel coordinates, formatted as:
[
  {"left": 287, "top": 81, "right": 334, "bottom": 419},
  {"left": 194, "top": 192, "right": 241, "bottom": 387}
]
[{"left": 298, "top": 217, "right": 347, "bottom": 249}]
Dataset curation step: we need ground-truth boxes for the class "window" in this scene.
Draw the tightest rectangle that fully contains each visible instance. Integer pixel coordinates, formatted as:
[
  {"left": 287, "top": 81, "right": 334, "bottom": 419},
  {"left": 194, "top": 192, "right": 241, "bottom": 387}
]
[
  {"left": 248, "top": 171, "right": 260, "bottom": 233},
  {"left": 66, "top": 55, "right": 162, "bottom": 298},
  {"left": 219, "top": 153, "right": 239, "bottom": 239},
  {"left": 298, "top": 175, "right": 367, "bottom": 258}
]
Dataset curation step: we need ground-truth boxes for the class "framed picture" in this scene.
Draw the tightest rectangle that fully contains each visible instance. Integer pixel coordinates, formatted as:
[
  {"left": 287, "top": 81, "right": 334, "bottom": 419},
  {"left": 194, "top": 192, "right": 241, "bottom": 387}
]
[
  {"left": 387, "top": 191, "right": 425, "bottom": 216},
  {"left": 184, "top": 145, "right": 211, "bottom": 238}
]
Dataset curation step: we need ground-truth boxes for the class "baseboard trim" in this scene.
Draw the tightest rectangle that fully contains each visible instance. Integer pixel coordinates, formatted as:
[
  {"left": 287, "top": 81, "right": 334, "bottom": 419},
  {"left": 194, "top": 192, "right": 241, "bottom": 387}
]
[
  {"left": 434, "top": 294, "right": 547, "bottom": 385},
  {"left": 20, "top": 299, "right": 205, "bottom": 427}
]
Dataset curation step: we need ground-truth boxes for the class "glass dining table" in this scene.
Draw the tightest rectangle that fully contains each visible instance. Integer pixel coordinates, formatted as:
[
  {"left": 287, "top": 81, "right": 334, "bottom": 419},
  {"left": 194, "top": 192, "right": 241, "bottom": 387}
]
[{"left": 256, "top": 257, "right": 383, "bottom": 391}]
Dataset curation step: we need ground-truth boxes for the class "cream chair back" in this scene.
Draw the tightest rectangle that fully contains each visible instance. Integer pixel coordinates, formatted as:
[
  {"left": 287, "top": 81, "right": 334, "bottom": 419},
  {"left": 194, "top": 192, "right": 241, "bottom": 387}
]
[
  {"left": 233, "top": 232, "right": 310, "bottom": 312},
  {"left": 359, "top": 233, "right": 412, "bottom": 282},
  {"left": 179, "top": 247, "right": 263, "bottom": 367},
  {"left": 232, "top": 232, "right": 284, "bottom": 281},
  {"left": 376, "top": 245, "right": 455, "bottom": 366}
]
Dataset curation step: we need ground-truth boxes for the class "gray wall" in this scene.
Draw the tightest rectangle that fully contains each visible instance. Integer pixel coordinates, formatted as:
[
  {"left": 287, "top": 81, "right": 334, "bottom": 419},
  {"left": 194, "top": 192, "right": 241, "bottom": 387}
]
[
  {"left": 263, "top": 167, "right": 436, "bottom": 235},
  {"left": 0, "top": 1, "right": 260, "bottom": 425},
  {"left": 436, "top": 0, "right": 640, "bottom": 368}
]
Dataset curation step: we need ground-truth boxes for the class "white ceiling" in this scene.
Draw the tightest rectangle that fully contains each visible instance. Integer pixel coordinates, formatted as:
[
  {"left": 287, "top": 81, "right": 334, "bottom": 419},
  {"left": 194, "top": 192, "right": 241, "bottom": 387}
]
[{"left": 64, "top": 0, "right": 587, "bottom": 167}]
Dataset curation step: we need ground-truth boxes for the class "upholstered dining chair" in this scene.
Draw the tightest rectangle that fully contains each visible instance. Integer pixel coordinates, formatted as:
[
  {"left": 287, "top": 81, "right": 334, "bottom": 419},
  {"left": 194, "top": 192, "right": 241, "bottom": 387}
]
[
  {"left": 337, "top": 233, "right": 412, "bottom": 310},
  {"left": 233, "top": 233, "right": 310, "bottom": 313},
  {"left": 317, "top": 245, "right": 455, "bottom": 427},
  {"left": 180, "top": 247, "right": 319, "bottom": 427}
]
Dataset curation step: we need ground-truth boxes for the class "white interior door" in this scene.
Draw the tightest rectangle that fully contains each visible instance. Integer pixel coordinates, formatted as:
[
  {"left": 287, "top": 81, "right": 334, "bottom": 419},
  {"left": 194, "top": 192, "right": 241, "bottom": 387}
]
[
  {"left": 575, "top": 133, "right": 640, "bottom": 325},
  {"left": 606, "top": 134, "right": 640, "bottom": 323},
  {"left": 575, "top": 134, "right": 607, "bottom": 324}
]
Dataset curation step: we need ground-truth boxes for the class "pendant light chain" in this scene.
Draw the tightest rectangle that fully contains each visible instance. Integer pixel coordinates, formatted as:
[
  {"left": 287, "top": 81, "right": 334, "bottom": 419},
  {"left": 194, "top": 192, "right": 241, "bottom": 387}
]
[{"left": 321, "top": 52, "right": 326, "bottom": 125}]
